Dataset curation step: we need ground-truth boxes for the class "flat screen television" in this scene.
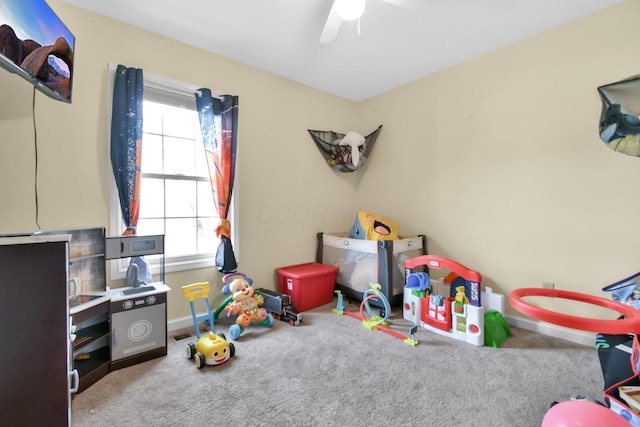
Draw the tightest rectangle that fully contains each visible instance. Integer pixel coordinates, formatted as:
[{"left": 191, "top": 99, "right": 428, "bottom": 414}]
[{"left": 0, "top": 0, "right": 75, "bottom": 103}]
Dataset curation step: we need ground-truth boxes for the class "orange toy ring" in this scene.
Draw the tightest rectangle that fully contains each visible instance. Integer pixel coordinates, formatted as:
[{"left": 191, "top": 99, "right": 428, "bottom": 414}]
[
  {"left": 510, "top": 288, "right": 640, "bottom": 334},
  {"left": 359, "top": 294, "right": 384, "bottom": 326}
]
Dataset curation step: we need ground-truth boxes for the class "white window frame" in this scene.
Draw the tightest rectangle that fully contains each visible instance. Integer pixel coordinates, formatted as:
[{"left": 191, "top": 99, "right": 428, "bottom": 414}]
[{"left": 107, "top": 64, "right": 239, "bottom": 279}]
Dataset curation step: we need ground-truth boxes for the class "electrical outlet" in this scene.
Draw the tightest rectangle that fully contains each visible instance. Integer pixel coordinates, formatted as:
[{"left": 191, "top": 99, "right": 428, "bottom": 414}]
[{"left": 542, "top": 282, "right": 555, "bottom": 289}]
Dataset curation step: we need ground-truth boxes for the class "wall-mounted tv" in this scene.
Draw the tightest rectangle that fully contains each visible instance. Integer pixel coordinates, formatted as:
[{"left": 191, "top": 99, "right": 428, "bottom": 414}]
[{"left": 0, "top": 0, "right": 75, "bottom": 103}]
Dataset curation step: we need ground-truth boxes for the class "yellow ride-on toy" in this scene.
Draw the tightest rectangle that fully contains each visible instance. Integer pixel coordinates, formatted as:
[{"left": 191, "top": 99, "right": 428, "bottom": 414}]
[{"left": 181, "top": 282, "right": 235, "bottom": 369}]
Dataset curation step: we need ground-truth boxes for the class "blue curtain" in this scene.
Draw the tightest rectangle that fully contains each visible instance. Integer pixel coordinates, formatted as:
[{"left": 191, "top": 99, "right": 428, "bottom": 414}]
[
  {"left": 110, "top": 65, "right": 143, "bottom": 235},
  {"left": 195, "top": 88, "right": 239, "bottom": 273}
]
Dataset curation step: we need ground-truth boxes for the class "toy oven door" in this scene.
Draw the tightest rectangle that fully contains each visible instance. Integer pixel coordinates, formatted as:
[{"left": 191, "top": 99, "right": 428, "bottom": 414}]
[{"left": 110, "top": 296, "right": 166, "bottom": 363}]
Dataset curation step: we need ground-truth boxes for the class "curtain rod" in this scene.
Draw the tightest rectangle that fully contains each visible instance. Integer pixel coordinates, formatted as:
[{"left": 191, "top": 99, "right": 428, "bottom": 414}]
[
  {"left": 195, "top": 89, "right": 225, "bottom": 100},
  {"left": 108, "top": 63, "right": 232, "bottom": 99}
]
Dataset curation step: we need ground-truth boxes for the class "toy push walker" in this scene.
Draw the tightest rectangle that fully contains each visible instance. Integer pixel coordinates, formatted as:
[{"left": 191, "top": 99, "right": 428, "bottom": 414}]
[
  {"left": 333, "top": 283, "right": 418, "bottom": 346},
  {"left": 181, "top": 282, "right": 235, "bottom": 369},
  {"left": 218, "top": 272, "right": 275, "bottom": 340}
]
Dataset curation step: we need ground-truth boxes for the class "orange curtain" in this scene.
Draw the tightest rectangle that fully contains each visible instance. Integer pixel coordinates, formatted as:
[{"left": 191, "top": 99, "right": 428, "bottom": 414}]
[{"left": 195, "top": 89, "right": 239, "bottom": 273}]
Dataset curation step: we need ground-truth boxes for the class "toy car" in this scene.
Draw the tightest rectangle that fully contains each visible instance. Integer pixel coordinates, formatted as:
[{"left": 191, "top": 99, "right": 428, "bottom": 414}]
[
  {"left": 186, "top": 331, "right": 235, "bottom": 369},
  {"left": 256, "top": 288, "right": 303, "bottom": 326}
]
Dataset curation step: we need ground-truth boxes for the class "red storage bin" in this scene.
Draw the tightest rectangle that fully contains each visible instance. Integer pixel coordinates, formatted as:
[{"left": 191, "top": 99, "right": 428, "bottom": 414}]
[{"left": 276, "top": 262, "right": 339, "bottom": 312}]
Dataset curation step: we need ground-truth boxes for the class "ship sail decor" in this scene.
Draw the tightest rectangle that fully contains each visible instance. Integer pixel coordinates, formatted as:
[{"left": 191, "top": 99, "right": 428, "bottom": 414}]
[
  {"left": 307, "top": 125, "right": 382, "bottom": 172},
  {"left": 598, "top": 75, "right": 640, "bottom": 157}
]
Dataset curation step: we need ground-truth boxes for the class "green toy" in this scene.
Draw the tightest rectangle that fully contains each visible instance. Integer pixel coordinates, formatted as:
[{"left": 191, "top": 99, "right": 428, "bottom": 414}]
[{"left": 484, "top": 309, "right": 512, "bottom": 348}]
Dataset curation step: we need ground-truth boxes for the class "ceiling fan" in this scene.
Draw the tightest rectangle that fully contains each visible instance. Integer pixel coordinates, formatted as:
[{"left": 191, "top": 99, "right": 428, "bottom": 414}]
[{"left": 319, "top": 0, "right": 416, "bottom": 44}]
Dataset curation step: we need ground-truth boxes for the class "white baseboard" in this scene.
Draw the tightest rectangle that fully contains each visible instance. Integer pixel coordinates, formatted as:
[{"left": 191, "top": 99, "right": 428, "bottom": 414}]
[
  {"left": 168, "top": 313, "right": 596, "bottom": 347},
  {"left": 168, "top": 316, "right": 199, "bottom": 335},
  {"left": 505, "top": 314, "right": 596, "bottom": 347}
]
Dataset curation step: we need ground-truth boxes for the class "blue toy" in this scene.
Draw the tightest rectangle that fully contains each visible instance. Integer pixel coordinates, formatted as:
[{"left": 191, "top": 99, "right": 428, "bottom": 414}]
[{"left": 405, "top": 271, "right": 430, "bottom": 292}]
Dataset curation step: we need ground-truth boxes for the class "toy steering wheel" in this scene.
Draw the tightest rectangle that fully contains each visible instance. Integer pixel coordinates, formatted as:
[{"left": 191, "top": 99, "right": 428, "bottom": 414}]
[
  {"left": 222, "top": 272, "right": 247, "bottom": 285},
  {"left": 510, "top": 288, "right": 640, "bottom": 335}
]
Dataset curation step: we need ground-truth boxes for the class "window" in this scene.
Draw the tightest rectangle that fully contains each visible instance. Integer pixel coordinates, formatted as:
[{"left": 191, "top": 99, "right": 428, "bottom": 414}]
[{"left": 109, "top": 68, "right": 236, "bottom": 276}]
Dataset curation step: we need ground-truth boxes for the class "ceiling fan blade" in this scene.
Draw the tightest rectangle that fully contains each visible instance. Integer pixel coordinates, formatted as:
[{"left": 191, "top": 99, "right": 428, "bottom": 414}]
[
  {"left": 319, "top": 1, "right": 342, "bottom": 44},
  {"left": 379, "top": 0, "right": 419, "bottom": 9}
]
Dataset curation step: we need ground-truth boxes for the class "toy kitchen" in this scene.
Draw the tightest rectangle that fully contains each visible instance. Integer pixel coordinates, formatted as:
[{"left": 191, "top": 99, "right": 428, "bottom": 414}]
[
  {"left": 66, "top": 228, "right": 170, "bottom": 392},
  {"left": 105, "top": 234, "right": 170, "bottom": 371}
]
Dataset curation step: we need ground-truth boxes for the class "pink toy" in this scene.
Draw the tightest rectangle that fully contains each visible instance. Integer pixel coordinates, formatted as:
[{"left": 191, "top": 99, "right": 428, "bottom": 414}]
[{"left": 542, "top": 400, "right": 629, "bottom": 427}]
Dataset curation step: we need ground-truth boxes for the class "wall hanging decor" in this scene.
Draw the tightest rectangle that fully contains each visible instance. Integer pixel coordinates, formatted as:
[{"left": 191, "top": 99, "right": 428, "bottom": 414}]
[
  {"left": 598, "top": 75, "right": 640, "bottom": 156},
  {"left": 308, "top": 125, "right": 382, "bottom": 172}
]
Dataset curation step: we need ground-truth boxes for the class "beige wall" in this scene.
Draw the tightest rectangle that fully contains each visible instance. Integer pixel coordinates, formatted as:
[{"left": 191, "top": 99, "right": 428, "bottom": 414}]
[
  {"left": 1, "top": 0, "right": 638, "bottom": 327},
  {"left": 0, "top": 0, "right": 358, "bottom": 321},
  {"left": 358, "top": 0, "right": 640, "bottom": 322}
]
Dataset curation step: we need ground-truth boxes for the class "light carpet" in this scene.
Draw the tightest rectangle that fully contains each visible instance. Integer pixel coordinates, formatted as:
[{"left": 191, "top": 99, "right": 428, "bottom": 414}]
[{"left": 71, "top": 301, "right": 605, "bottom": 427}]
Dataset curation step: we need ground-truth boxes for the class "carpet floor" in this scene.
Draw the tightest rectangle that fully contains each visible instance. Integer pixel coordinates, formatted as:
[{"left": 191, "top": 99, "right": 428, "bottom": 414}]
[{"left": 71, "top": 300, "right": 606, "bottom": 427}]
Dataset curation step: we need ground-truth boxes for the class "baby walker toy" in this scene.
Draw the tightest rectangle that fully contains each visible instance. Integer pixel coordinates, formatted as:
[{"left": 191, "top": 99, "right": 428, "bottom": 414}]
[
  {"left": 220, "top": 272, "right": 274, "bottom": 340},
  {"left": 181, "top": 282, "right": 235, "bottom": 369},
  {"left": 333, "top": 283, "right": 418, "bottom": 346},
  {"left": 510, "top": 287, "right": 640, "bottom": 426}
]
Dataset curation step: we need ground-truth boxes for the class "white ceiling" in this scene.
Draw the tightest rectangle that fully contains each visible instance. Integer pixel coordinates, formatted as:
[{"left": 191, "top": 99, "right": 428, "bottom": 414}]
[{"left": 59, "top": 0, "right": 623, "bottom": 102}]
